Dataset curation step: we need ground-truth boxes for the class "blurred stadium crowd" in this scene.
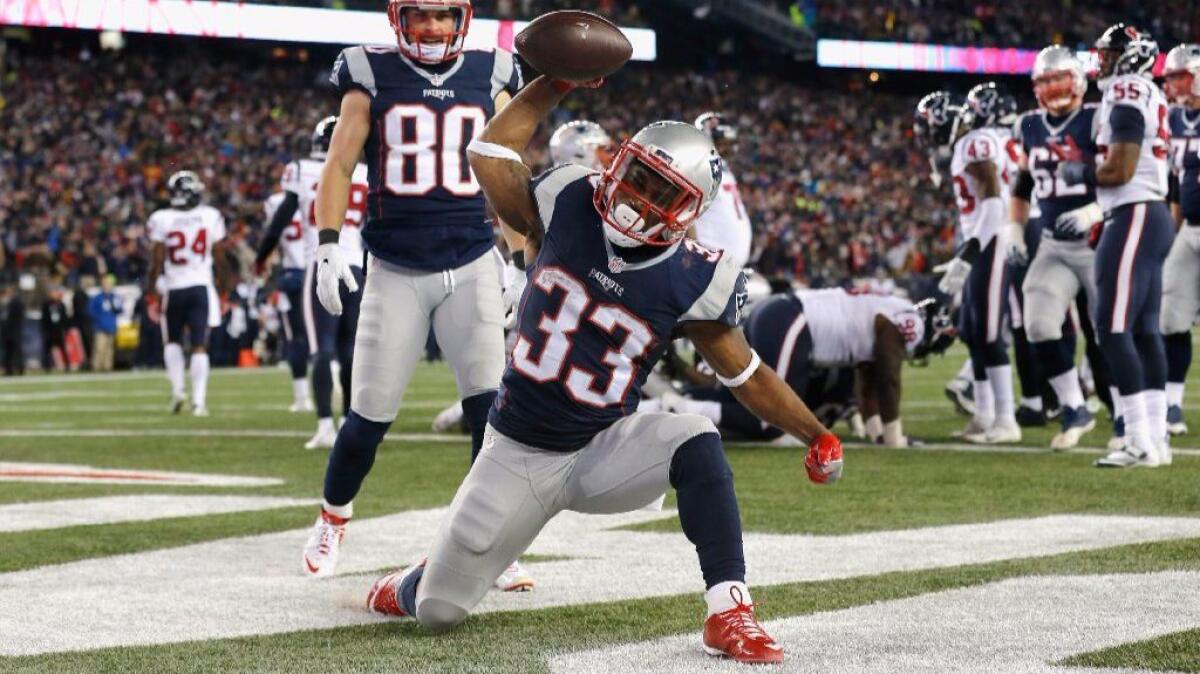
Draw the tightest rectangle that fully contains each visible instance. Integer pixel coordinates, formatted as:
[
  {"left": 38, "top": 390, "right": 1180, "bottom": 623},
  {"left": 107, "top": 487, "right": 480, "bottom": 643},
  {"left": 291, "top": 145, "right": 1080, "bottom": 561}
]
[{"left": 2, "top": 0, "right": 1195, "bottom": 373}]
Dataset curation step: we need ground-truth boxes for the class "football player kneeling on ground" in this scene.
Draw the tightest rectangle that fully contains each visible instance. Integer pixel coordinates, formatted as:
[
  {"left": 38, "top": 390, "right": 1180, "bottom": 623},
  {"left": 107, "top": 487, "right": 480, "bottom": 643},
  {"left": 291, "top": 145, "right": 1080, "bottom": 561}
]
[
  {"left": 644, "top": 288, "right": 955, "bottom": 447},
  {"left": 364, "top": 75, "right": 844, "bottom": 665}
]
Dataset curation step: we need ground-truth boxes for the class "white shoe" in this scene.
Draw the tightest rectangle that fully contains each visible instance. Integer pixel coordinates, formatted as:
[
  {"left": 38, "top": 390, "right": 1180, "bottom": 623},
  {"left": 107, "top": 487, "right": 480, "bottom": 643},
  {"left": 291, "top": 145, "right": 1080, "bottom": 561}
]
[
  {"left": 289, "top": 399, "right": 314, "bottom": 413},
  {"left": 1094, "top": 447, "right": 1158, "bottom": 468},
  {"left": 305, "top": 424, "right": 337, "bottom": 450},
  {"left": 169, "top": 394, "right": 186, "bottom": 414},
  {"left": 192, "top": 405, "right": 209, "bottom": 418},
  {"left": 302, "top": 511, "right": 347, "bottom": 577},
  {"left": 985, "top": 421, "right": 1021, "bottom": 444},
  {"left": 1157, "top": 442, "right": 1173, "bottom": 467},
  {"left": 494, "top": 560, "right": 534, "bottom": 592},
  {"left": 432, "top": 401, "right": 464, "bottom": 432},
  {"left": 1050, "top": 407, "right": 1096, "bottom": 451},
  {"left": 956, "top": 418, "right": 990, "bottom": 443}
]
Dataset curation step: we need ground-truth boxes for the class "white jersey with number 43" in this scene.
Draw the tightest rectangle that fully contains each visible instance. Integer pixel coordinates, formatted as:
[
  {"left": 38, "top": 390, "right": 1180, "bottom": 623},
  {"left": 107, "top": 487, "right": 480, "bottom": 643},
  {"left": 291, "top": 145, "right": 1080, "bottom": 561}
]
[
  {"left": 1096, "top": 74, "right": 1170, "bottom": 212},
  {"left": 281, "top": 158, "right": 368, "bottom": 267},
  {"left": 951, "top": 127, "right": 1017, "bottom": 246},
  {"left": 147, "top": 205, "right": 226, "bottom": 290}
]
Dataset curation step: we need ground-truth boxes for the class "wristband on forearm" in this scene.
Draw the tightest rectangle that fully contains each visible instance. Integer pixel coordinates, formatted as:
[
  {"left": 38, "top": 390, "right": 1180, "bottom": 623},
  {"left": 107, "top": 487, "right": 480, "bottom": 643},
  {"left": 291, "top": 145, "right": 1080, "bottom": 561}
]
[
  {"left": 511, "top": 249, "right": 526, "bottom": 271},
  {"left": 318, "top": 229, "right": 339, "bottom": 246}
]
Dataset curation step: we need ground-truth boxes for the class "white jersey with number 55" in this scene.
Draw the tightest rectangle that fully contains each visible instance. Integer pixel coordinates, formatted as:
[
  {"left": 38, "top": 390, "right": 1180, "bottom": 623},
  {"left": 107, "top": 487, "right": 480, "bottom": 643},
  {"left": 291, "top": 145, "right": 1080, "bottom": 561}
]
[
  {"left": 147, "top": 205, "right": 226, "bottom": 290},
  {"left": 1096, "top": 74, "right": 1170, "bottom": 211},
  {"left": 950, "top": 127, "right": 1017, "bottom": 245}
]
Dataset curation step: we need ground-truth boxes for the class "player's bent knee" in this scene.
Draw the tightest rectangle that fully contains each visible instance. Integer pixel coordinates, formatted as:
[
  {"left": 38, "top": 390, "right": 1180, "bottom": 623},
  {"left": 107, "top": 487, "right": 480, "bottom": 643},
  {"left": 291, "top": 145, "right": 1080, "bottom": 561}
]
[
  {"left": 1160, "top": 308, "right": 1194, "bottom": 336},
  {"left": 668, "top": 431, "right": 731, "bottom": 489},
  {"left": 1024, "top": 309, "right": 1064, "bottom": 343},
  {"left": 415, "top": 597, "right": 469, "bottom": 633}
]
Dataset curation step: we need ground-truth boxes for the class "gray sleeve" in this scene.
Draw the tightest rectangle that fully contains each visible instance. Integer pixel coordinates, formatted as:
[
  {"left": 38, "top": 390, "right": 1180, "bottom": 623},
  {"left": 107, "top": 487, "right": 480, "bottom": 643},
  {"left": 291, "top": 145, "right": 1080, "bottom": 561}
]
[{"left": 330, "top": 47, "right": 377, "bottom": 98}]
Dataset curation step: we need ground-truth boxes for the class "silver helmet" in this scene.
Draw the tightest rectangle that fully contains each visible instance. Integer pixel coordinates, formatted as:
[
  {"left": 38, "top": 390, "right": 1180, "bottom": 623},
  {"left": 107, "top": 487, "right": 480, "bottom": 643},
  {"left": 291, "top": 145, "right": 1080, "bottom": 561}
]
[
  {"left": 1031, "top": 45, "right": 1087, "bottom": 113},
  {"left": 167, "top": 170, "right": 205, "bottom": 209},
  {"left": 594, "top": 121, "right": 722, "bottom": 248},
  {"left": 549, "top": 120, "right": 614, "bottom": 171},
  {"left": 1164, "top": 44, "right": 1200, "bottom": 102}
]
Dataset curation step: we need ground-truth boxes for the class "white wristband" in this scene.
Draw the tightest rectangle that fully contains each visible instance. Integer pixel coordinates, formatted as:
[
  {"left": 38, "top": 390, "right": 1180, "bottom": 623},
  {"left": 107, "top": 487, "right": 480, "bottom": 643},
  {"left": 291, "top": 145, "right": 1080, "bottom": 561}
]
[
  {"left": 466, "top": 138, "right": 525, "bottom": 164},
  {"left": 716, "top": 350, "right": 761, "bottom": 388}
]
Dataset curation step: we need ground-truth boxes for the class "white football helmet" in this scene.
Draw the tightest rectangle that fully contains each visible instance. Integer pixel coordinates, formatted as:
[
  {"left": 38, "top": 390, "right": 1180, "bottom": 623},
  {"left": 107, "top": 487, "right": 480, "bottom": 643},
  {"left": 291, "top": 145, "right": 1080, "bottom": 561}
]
[
  {"left": 388, "top": 0, "right": 472, "bottom": 64},
  {"left": 1164, "top": 44, "right": 1200, "bottom": 103},
  {"left": 1032, "top": 45, "right": 1087, "bottom": 114},
  {"left": 594, "top": 121, "right": 722, "bottom": 248},
  {"left": 549, "top": 120, "right": 614, "bottom": 171}
]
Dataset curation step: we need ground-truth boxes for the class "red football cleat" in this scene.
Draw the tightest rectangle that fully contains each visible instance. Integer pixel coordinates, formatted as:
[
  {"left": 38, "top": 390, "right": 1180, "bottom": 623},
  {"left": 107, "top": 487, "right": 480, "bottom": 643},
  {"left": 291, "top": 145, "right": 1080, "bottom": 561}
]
[
  {"left": 366, "top": 561, "right": 424, "bottom": 618},
  {"left": 702, "top": 587, "right": 784, "bottom": 664}
]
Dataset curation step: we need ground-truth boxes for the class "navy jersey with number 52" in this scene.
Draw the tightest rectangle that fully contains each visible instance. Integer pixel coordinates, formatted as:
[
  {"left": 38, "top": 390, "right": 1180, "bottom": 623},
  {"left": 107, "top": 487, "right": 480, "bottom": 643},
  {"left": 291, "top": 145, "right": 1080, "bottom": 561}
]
[
  {"left": 330, "top": 45, "right": 522, "bottom": 271},
  {"left": 1169, "top": 106, "right": 1200, "bottom": 222},
  {"left": 1015, "top": 105, "right": 1098, "bottom": 241},
  {"left": 490, "top": 164, "right": 747, "bottom": 452}
]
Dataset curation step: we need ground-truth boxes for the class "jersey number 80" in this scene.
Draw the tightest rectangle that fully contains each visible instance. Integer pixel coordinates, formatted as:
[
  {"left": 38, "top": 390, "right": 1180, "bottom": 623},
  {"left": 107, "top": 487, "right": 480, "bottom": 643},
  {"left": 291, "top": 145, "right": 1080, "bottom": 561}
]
[{"left": 381, "top": 104, "right": 488, "bottom": 197}]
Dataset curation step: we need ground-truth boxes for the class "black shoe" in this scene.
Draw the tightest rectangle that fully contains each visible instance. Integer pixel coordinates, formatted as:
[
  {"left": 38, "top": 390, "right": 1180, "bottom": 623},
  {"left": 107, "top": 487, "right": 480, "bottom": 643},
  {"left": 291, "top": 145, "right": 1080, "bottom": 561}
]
[{"left": 1015, "top": 405, "right": 1047, "bottom": 427}]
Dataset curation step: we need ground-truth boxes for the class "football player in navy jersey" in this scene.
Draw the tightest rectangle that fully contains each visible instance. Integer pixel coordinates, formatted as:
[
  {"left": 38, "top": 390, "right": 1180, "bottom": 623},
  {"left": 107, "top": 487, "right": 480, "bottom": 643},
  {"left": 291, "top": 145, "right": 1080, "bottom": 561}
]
[
  {"left": 1059, "top": 24, "right": 1174, "bottom": 468},
  {"left": 1162, "top": 43, "right": 1200, "bottom": 437},
  {"left": 362, "top": 76, "right": 844, "bottom": 664},
  {"left": 301, "top": 0, "right": 526, "bottom": 579},
  {"left": 1009, "top": 46, "right": 1114, "bottom": 451}
]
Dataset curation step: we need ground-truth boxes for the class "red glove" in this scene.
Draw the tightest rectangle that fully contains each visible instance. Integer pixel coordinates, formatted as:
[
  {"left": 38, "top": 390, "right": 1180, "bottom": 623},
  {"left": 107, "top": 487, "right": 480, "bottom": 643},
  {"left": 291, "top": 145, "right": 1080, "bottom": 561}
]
[
  {"left": 1088, "top": 220, "right": 1104, "bottom": 250},
  {"left": 550, "top": 77, "right": 605, "bottom": 93},
  {"left": 805, "top": 433, "right": 844, "bottom": 485}
]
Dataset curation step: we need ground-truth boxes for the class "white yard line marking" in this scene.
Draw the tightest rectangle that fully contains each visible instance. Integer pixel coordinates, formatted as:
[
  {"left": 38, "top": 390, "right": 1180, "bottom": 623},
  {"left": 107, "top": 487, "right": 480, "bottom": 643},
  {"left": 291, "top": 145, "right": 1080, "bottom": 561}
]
[
  {"left": 550, "top": 572, "right": 1200, "bottom": 674},
  {"left": 0, "top": 496, "right": 318, "bottom": 532},
  {"left": 2, "top": 513, "right": 1200, "bottom": 656},
  {"left": 0, "top": 462, "right": 285, "bottom": 486}
]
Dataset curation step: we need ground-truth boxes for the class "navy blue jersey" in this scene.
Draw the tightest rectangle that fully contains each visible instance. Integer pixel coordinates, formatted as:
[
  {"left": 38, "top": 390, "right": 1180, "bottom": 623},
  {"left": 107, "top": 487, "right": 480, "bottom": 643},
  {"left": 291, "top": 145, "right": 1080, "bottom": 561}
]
[
  {"left": 490, "top": 165, "right": 747, "bottom": 451},
  {"left": 1015, "top": 105, "right": 1098, "bottom": 239},
  {"left": 1169, "top": 106, "right": 1200, "bottom": 222},
  {"left": 330, "top": 46, "right": 523, "bottom": 271}
]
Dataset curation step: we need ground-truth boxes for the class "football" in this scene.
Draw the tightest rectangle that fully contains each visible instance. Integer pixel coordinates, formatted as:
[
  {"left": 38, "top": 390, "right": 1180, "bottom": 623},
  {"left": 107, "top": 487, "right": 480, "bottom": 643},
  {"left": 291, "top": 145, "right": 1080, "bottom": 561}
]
[{"left": 515, "top": 10, "right": 633, "bottom": 82}]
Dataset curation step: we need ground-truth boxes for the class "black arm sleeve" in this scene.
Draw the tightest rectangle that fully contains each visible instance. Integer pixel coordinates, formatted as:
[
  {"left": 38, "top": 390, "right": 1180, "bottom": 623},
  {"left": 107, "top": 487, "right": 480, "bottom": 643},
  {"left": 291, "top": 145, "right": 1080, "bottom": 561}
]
[
  {"left": 255, "top": 192, "right": 299, "bottom": 266},
  {"left": 1168, "top": 171, "right": 1180, "bottom": 206},
  {"left": 1013, "top": 169, "right": 1034, "bottom": 201},
  {"left": 1108, "top": 106, "right": 1146, "bottom": 144}
]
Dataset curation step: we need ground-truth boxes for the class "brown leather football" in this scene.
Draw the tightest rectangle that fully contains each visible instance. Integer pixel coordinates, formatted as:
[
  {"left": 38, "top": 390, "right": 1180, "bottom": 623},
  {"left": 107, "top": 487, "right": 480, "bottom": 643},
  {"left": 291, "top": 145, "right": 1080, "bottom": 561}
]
[{"left": 515, "top": 10, "right": 633, "bottom": 82}]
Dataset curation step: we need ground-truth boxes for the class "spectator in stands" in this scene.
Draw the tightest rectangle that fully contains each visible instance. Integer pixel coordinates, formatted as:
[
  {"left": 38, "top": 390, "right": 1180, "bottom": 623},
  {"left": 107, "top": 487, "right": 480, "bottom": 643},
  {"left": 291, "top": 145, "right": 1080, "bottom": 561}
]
[
  {"left": 41, "top": 287, "right": 69, "bottom": 372},
  {"left": 88, "top": 274, "right": 122, "bottom": 372}
]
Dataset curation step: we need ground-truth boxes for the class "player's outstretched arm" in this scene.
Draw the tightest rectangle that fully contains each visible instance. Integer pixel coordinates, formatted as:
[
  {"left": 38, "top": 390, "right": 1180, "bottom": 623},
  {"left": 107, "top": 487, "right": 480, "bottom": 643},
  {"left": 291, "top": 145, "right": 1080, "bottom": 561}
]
[
  {"left": 469, "top": 77, "right": 581, "bottom": 241},
  {"left": 686, "top": 321, "right": 843, "bottom": 483}
]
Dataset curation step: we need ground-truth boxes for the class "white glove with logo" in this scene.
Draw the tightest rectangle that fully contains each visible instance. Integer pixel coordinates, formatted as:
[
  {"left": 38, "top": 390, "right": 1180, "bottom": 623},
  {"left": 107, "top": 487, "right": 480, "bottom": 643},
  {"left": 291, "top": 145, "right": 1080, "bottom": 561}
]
[
  {"left": 502, "top": 262, "right": 528, "bottom": 330},
  {"left": 315, "top": 242, "right": 359, "bottom": 316},
  {"left": 1055, "top": 202, "right": 1103, "bottom": 238},
  {"left": 935, "top": 257, "right": 972, "bottom": 296},
  {"left": 1005, "top": 222, "right": 1028, "bottom": 266}
]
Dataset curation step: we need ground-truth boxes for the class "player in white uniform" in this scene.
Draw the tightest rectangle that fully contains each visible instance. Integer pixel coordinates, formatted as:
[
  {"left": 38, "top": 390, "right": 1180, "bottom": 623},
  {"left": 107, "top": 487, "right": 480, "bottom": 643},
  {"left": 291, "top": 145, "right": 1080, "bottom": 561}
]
[
  {"left": 259, "top": 188, "right": 313, "bottom": 413},
  {"left": 692, "top": 112, "right": 753, "bottom": 270},
  {"left": 933, "top": 83, "right": 1022, "bottom": 443},
  {"left": 1161, "top": 44, "right": 1200, "bottom": 437},
  {"left": 655, "top": 288, "right": 953, "bottom": 448},
  {"left": 1059, "top": 24, "right": 1174, "bottom": 468},
  {"left": 146, "top": 171, "right": 228, "bottom": 416}
]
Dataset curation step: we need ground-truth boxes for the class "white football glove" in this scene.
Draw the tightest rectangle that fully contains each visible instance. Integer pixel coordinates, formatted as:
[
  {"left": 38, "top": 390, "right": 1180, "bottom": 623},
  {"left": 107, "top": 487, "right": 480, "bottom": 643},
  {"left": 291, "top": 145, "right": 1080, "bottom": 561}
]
[
  {"left": 1055, "top": 202, "right": 1103, "bottom": 238},
  {"left": 502, "top": 261, "right": 528, "bottom": 330},
  {"left": 935, "top": 257, "right": 972, "bottom": 296},
  {"left": 315, "top": 242, "right": 359, "bottom": 316},
  {"left": 1005, "top": 222, "right": 1028, "bottom": 266}
]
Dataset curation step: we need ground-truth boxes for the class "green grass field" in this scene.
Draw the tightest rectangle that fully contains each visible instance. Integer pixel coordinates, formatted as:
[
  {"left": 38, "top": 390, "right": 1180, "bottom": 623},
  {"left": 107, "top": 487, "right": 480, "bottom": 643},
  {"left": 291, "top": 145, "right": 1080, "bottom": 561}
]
[{"left": 1, "top": 343, "right": 1198, "bottom": 673}]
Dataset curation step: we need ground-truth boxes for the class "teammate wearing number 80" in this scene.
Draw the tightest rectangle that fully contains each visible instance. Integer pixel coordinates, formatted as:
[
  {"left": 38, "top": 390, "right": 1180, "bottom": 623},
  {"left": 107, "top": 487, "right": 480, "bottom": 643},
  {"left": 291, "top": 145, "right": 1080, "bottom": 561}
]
[{"left": 300, "top": 0, "right": 523, "bottom": 578}]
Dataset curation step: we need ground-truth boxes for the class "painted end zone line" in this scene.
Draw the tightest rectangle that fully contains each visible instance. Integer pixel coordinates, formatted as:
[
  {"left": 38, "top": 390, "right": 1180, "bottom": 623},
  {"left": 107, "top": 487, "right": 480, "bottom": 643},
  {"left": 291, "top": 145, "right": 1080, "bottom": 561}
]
[{"left": 0, "top": 462, "right": 284, "bottom": 486}]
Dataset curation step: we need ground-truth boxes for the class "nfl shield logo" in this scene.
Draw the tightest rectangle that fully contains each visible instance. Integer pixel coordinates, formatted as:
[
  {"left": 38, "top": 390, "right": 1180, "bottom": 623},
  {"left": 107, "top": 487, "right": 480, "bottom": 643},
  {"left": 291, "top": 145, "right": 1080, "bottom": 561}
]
[{"left": 608, "top": 256, "right": 626, "bottom": 274}]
